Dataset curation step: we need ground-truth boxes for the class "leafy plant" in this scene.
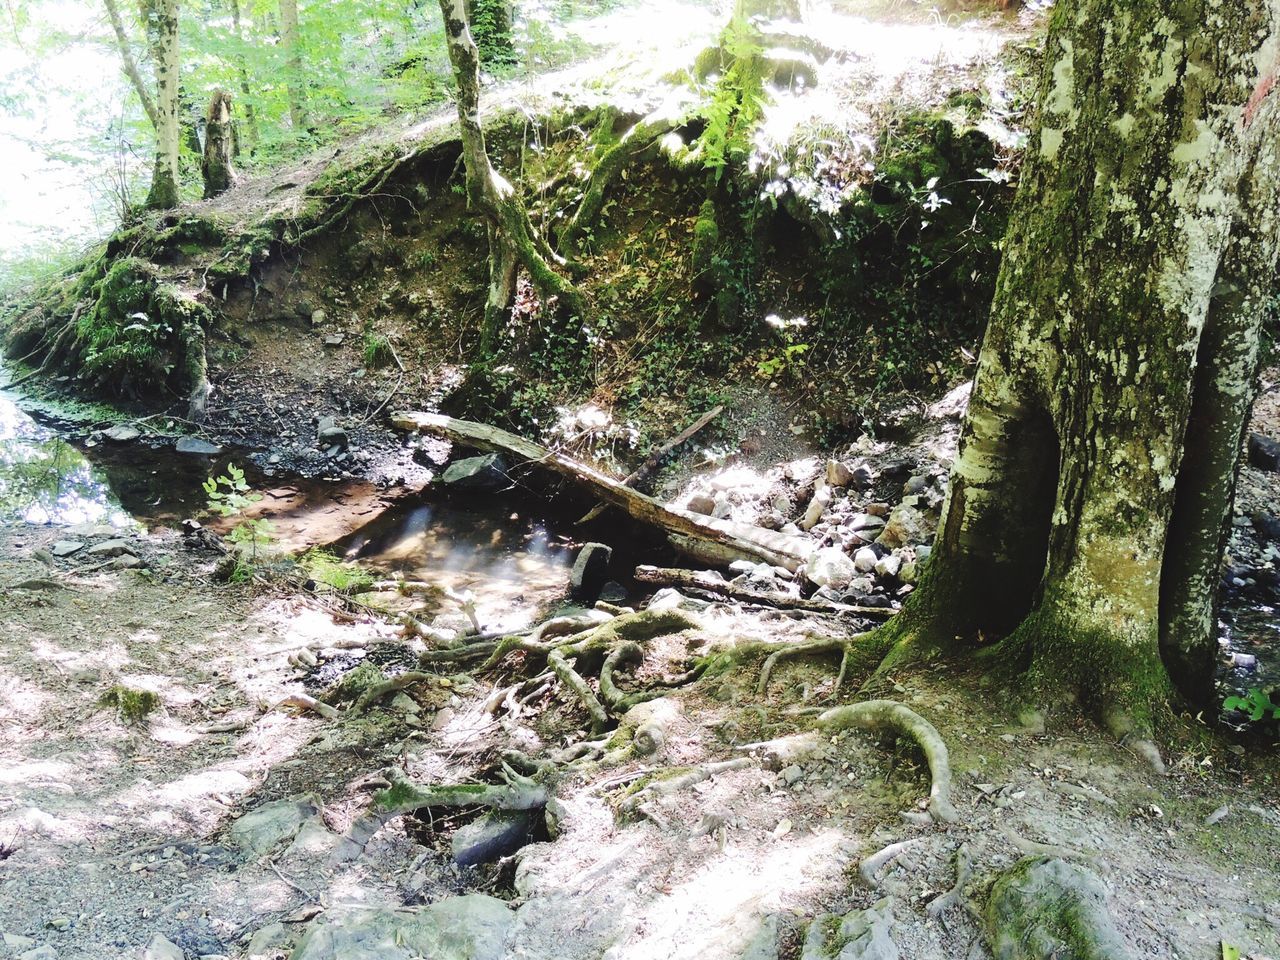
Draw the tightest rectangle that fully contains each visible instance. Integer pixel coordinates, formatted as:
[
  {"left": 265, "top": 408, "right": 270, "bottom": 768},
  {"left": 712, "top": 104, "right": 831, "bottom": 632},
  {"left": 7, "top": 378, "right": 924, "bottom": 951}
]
[
  {"left": 300, "top": 548, "right": 374, "bottom": 593},
  {"left": 362, "top": 330, "right": 394, "bottom": 368},
  {"left": 1223, "top": 687, "right": 1280, "bottom": 723},
  {"left": 203, "top": 463, "right": 275, "bottom": 570}
]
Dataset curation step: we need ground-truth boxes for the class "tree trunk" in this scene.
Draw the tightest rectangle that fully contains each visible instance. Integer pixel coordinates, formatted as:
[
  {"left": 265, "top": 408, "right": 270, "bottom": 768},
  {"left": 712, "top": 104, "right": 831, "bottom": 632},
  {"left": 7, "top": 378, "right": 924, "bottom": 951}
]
[
  {"left": 881, "top": 0, "right": 1280, "bottom": 727},
  {"left": 201, "top": 91, "right": 237, "bottom": 199},
  {"left": 278, "top": 0, "right": 308, "bottom": 134},
  {"left": 229, "top": 0, "right": 259, "bottom": 154},
  {"left": 435, "top": 0, "right": 583, "bottom": 354},
  {"left": 143, "top": 0, "right": 181, "bottom": 209}
]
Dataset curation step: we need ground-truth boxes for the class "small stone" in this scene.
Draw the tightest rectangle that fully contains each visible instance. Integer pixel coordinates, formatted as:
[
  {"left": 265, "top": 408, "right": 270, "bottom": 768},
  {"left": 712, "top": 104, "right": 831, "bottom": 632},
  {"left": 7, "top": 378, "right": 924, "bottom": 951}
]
[
  {"left": 45, "top": 917, "right": 70, "bottom": 932},
  {"left": 4, "top": 934, "right": 35, "bottom": 950},
  {"left": 323, "top": 332, "right": 345, "bottom": 347},
  {"left": 175, "top": 436, "right": 222, "bottom": 455},
  {"left": 18, "top": 947, "right": 57, "bottom": 960},
  {"left": 316, "top": 416, "right": 350, "bottom": 451},
  {"left": 686, "top": 493, "right": 716, "bottom": 515},
  {"left": 141, "top": 934, "right": 184, "bottom": 960},
  {"left": 430, "top": 707, "right": 455, "bottom": 731},
  {"left": 440, "top": 453, "right": 507, "bottom": 491},
  {"left": 805, "top": 547, "right": 856, "bottom": 590},
  {"left": 451, "top": 810, "right": 536, "bottom": 866},
  {"left": 849, "top": 514, "right": 886, "bottom": 533},
  {"left": 390, "top": 693, "right": 419, "bottom": 714},
  {"left": 904, "top": 475, "right": 929, "bottom": 495},
  {"left": 50, "top": 541, "right": 85, "bottom": 558},
  {"left": 874, "top": 554, "right": 901, "bottom": 579},
  {"left": 853, "top": 547, "right": 878, "bottom": 573},
  {"left": 310, "top": 309, "right": 327, "bottom": 327},
  {"left": 826, "top": 460, "right": 854, "bottom": 487},
  {"left": 86, "top": 539, "right": 136, "bottom": 558},
  {"left": 102, "top": 425, "right": 141, "bottom": 443},
  {"left": 781, "top": 765, "right": 803, "bottom": 786}
]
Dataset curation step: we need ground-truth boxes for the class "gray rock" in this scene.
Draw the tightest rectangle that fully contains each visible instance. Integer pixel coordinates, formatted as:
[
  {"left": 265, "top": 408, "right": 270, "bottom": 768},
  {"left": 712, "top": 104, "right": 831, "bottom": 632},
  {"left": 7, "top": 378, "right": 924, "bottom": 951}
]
[
  {"left": 780, "top": 765, "right": 803, "bottom": 786},
  {"left": 86, "top": 539, "right": 136, "bottom": 558},
  {"left": 441, "top": 454, "right": 508, "bottom": 492},
  {"left": 739, "top": 914, "right": 780, "bottom": 960},
  {"left": 598, "top": 581, "right": 628, "bottom": 604},
  {"left": 903, "top": 475, "right": 929, "bottom": 495},
  {"left": 711, "top": 495, "right": 734, "bottom": 520},
  {"left": 843, "top": 577, "right": 874, "bottom": 599},
  {"left": 874, "top": 554, "right": 901, "bottom": 579},
  {"left": 290, "top": 895, "right": 514, "bottom": 960},
  {"left": 647, "top": 588, "right": 711, "bottom": 612},
  {"left": 853, "top": 547, "right": 878, "bottom": 573},
  {"left": 245, "top": 922, "right": 286, "bottom": 957},
  {"left": 4, "top": 934, "right": 36, "bottom": 950},
  {"left": 310, "top": 309, "right": 327, "bottom": 327},
  {"left": 877, "top": 504, "right": 926, "bottom": 549},
  {"left": 451, "top": 810, "right": 537, "bottom": 866},
  {"left": 103, "top": 425, "right": 141, "bottom": 443},
  {"left": 802, "top": 898, "right": 897, "bottom": 960},
  {"left": 18, "top": 948, "right": 57, "bottom": 960},
  {"left": 50, "top": 541, "right": 85, "bottom": 558},
  {"left": 142, "top": 934, "right": 184, "bottom": 960},
  {"left": 914, "top": 545, "right": 931, "bottom": 561},
  {"left": 229, "top": 798, "right": 318, "bottom": 856},
  {"left": 569, "top": 542, "right": 613, "bottom": 601},
  {"left": 1248, "top": 433, "right": 1280, "bottom": 472},
  {"left": 316, "top": 416, "right": 349, "bottom": 451},
  {"left": 322, "top": 332, "right": 345, "bottom": 347},
  {"left": 175, "top": 436, "right": 222, "bottom": 455},
  {"left": 805, "top": 547, "right": 856, "bottom": 590},
  {"left": 849, "top": 465, "right": 874, "bottom": 490},
  {"left": 848, "top": 514, "right": 886, "bottom": 534}
]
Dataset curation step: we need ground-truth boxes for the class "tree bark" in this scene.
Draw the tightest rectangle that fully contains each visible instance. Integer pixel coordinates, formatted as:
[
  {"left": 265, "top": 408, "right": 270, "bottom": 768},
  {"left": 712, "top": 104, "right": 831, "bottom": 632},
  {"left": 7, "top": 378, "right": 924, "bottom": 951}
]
[
  {"left": 201, "top": 91, "right": 237, "bottom": 199},
  {"left": 228, "top": 0, "right": 259, "bottom": 154},
  {"left": 143, "top": 0, "right": 181, "bottom": 209},
  {"left": 278, "top": 0, "right": 308, "bottom": 134},
  {"left": 435, "top": 0, "right": 583, "bottom": 354},
  {"left": 880, "top": 0, "right": 1280, "bottom": 726}
]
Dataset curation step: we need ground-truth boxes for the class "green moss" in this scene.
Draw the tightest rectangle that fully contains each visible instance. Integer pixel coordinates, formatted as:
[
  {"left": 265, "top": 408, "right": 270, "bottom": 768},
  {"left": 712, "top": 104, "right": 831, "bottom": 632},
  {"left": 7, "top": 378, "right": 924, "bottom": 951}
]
[
  {"left": 329, "top": 660, "right": 387, "bottom": 704},
  {"left": 692, "top": 199, "right": 719, "bottom": 276},
  {"left": 300, "top": 549, "right": 375, "bottom": 593},
  {"left": 99, "top": 685, "right": 160, "bottom": 723}
]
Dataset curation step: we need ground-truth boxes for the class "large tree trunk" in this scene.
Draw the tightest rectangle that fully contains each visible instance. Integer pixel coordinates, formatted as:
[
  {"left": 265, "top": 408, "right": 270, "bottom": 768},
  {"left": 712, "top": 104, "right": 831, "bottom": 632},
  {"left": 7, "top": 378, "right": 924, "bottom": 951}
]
[
  {"left": 143, "top": 0, "right": 181, "bottom": 209},
  {"left": 881, "top": 0, "right": 1280, "bottom": 728},
  {"left": 229, "top": 0, "right": 259, "bottom": 154},
  {"left": 278, "top": 0, "right": 309, "bottom": 134},
  {"left": 201, "top": 91, "right": 237, "bottom": 198},
  {"left": 436, "top": 0, "right": 583, "bottom": 354}
]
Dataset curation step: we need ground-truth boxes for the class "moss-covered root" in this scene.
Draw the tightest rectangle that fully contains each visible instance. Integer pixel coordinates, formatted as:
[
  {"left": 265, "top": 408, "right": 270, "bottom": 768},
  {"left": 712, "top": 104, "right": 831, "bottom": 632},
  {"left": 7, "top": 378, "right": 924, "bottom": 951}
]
[
  {"left": 817, "top": 700, "right": 958, "bottom": 823},
  {"left": 986, "top": 857, "right": 1132, "bottom": 960},
  {"left": 374, "top": 766, "right": 547, "bottom": 818},
  {"left": 617, "top": 757, "right": 755, "bottom": 816},
  {"left": 548, "top": 646, "right": 610, "bottom": 734},
  {"left": 757, "top": 631, "right": 884, "bottom": 697}
]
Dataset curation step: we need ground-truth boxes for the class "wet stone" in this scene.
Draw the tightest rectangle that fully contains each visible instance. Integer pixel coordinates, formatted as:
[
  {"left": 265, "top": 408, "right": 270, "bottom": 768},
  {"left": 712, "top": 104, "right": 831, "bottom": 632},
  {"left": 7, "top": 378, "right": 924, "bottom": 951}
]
[
  {"left": 175, "top": 436, "right": 223, "bottom": 455},
  {"left": 102, "top": 425, "right": 140, "bottom": 443}
]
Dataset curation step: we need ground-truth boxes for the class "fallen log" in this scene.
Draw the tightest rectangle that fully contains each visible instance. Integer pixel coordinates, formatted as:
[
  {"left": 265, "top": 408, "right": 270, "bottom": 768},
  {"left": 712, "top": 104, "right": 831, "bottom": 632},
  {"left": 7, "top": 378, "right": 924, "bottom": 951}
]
[
  {"left": 575, "top": 404, "right": 724, "bottom": 525},
  {"left": 633, "top": 565, "right": 895, "bottom": 619},
  {"left": 392, "top": 411, "right": 813, "bottom": 570}
]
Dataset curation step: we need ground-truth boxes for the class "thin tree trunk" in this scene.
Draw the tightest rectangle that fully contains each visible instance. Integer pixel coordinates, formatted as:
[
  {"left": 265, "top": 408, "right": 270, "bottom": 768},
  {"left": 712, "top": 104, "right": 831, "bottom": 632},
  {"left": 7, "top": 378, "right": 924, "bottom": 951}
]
[
  {"left": 201, "top": 90, "right": 237, "bottom": 198},
  {"left": 278, "top": 0, "right": 308, "bottom": 134},
  {"left": 436, "top": 0, "right": 583, "bottom": 353},
  {"left": 228, "top": 0, "right": 259, "bottom": 154},
  {"left": 879, "top": 0, "right": 1280, "bottom": 728},
  {"left": 143, "top": 0, "right": 181, "bottom": 209}
]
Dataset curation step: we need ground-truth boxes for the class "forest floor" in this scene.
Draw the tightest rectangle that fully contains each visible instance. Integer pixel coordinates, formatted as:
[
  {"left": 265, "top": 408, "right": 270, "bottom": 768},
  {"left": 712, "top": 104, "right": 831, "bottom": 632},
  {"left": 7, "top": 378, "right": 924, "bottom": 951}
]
[{"left": 1, "top": 374, "right": 1279, "bottom": 960}]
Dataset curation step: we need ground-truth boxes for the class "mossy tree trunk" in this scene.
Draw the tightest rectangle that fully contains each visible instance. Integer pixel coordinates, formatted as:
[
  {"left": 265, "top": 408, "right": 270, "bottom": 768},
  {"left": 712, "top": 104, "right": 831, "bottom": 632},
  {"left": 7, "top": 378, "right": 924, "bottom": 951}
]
[
  {"left": 436, "top": 0, "right": 583, "bottom": 354},
  {"left": 103, "top": 0, "right": 181, "bottom": 210},
  {"left": 879, "top": 0, "right": 1280, "bottom": 729},
  {"left": 201, "top": 91, "right": 237, "bottom": 199}
]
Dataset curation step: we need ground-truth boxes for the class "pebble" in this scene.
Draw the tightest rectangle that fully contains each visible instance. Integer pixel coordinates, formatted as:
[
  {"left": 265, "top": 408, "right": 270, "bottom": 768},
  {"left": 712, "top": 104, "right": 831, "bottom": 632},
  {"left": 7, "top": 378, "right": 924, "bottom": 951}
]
[
  {"left": 44, "top": 918, "right": 70, "bottom": 932},
  {"left": 853, "top": 547, "right": 878, "bottom": 573},
  {"left": 781, "top": 765, "right": 803, "bottom": 786}
]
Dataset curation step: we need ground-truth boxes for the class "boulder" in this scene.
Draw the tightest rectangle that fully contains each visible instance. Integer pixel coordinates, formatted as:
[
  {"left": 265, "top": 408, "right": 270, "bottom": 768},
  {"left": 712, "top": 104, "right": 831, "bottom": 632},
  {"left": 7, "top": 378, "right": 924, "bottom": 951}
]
[
  {"left": 229, "top": 798, "right": 318, "bottom": 856},
  {"left": 451, "top": 810, "right": 538, "bottom": 866},
  {"left": 50, "top": 541, "right": 85, "bottom": 558},
  {"left": 805, "top": 547, "right": 856, "bottom": 590},
  {"left": 290, "top": 896, "right": 514, "bottom": 960},
  {"left": 1248, "top": 433, "right": 1280, "bottom": 472},
  {"left": 569, "top": 543, "right": 613, "bottom": 601},
  {"left": 441, "top": 454, "right": 508, "bottom": 492},
  {"left": 986, "top": 857, "right": 1131, "bottom": 960}
]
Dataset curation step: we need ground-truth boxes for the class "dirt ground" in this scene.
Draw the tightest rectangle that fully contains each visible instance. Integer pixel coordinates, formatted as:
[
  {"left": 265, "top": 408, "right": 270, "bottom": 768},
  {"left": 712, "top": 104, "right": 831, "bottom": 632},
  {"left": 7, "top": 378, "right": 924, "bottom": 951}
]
[{"left": 2, "top": 508, "right": 1279, "bottom": 960}]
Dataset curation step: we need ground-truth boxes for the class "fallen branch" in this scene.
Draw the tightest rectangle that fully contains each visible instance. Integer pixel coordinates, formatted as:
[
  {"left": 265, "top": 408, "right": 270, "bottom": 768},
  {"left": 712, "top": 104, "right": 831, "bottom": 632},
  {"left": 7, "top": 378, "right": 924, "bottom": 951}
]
[
  {"left": 576, "top": 405, "right": 724, "bottom": 524},
  {"left": 391, "top": 412, "right": 813, "bottom": 570},
  {"left": 818, "top": 700, "right": 957, "bottom": 823},
  {"left": 635, "top": 565, "right": 895, "bottom": 619}
]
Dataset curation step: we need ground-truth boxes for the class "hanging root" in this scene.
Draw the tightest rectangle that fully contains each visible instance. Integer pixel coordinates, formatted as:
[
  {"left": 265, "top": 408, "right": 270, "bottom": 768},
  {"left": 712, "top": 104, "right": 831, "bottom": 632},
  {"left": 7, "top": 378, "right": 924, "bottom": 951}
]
[
  {"left": 374, "top": 765, "right": 547, "bottom": 818},
  {"left": 818, "top": 700, "right": 958, "bottom": 823},
  {"left": 757, "top": 631, "right": 887, "bottom": 698}
]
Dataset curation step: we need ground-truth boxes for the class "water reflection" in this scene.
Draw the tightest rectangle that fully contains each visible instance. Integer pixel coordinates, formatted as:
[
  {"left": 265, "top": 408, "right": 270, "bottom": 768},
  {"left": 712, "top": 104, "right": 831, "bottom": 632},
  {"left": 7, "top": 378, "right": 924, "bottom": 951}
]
[
  {"left": 0, "top": 373, "right": 131, "bottom": 527},
  {"left": 340, "top": 496, "right": 578, "bottom": 634}
]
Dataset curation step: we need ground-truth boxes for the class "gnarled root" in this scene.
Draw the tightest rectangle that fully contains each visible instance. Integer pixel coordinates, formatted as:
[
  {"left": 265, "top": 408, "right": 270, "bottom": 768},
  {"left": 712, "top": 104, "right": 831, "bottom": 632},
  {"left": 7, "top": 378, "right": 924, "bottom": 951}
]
[
  {"left": 374, "top": 765, "right": 547, "bottom": 818},
  {"left": 818, "top": 700, "right": 958, "bottom": 823},
  {"left": 618, "top": 757, "right": 755, "bottom": 816},
  {"left": 986, "top": 857, "right": 1132, "bottom": 960},
  {"left": 757, "top": 631, "right": 888, "bottom": 698},
  {"left": 926, "top": 842, "right": 974, "bottom": 918}
]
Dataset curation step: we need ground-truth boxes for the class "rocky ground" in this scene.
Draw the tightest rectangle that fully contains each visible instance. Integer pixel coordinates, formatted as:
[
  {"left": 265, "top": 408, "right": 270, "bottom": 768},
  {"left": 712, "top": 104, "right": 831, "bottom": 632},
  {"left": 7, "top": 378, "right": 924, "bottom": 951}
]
[{"left": 2, "top": 367, "right": 1280, "bottom": 960}]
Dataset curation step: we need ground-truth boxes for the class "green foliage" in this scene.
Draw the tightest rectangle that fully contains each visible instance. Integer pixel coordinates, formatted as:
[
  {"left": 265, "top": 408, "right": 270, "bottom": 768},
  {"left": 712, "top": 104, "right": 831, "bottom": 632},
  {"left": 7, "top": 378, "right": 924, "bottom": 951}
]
[
  {"left": 203, "top": 463, "right": 275, "bottom": 567},
  {"left": 299, "top": 548, "right": 375, "bottom": 593},
  {"left": 99, "top": 685, "right": 160, "bottom": 723},
  {"left": 1223, "top": 688, "right": 1280, "bottom": 724},
  {"left": 362, "top": 330, "right": 394, "bottom": 368},
  {"left": 697, "top": 15, "right": 768, "bottom": 178}
]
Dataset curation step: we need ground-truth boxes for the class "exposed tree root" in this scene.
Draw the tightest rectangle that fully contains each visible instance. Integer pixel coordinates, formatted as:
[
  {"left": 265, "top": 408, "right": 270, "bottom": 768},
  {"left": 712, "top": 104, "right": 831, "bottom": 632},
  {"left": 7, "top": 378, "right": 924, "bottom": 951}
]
[
  {"left": 274, "top": 692, "right": 340, "bottom": 720},
  {"left": 859, "top": 837, "right": 923, "bottom": 889},
  {"left": 926, "top": 843, "right": 974, "bottom": 918},
  {"left": 818, "top": 700, "right": 958, "bottom": 823},
  {"left": 374, "top": 765, "right": 547, "bottom": 818},
  {"left": 351, "top": 671, "right": 437, "bottom": 714},
  {"left": 617, "top": 757, "right": 755, "bottom": 815},
  {"left": 757, "top": 631, "right": 888, "bottom": 697},
  {"left": 548, "top": 646, "right": 611, "bottom": 733}
]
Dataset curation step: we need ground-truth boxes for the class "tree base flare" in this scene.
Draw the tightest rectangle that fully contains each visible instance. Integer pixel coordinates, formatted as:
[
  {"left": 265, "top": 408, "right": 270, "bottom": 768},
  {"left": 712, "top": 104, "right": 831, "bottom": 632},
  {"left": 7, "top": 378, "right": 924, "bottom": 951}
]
[{"left": 986, "top": 857, "right": 1132, "bottom": 960}]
